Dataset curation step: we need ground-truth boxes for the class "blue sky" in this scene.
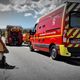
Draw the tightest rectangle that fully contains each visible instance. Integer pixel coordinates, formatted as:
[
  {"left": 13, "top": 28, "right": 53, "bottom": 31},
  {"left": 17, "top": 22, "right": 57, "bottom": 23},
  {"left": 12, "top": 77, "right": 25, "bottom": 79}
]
[
  {"left": 0, "top": 0, "right": 80, "bottom": 29},
  {"left": 0, "top": 0, "right": 59, "bottom": 29},
  {"left": 0, "top": 11, "right": 38, "bottom": 28}
]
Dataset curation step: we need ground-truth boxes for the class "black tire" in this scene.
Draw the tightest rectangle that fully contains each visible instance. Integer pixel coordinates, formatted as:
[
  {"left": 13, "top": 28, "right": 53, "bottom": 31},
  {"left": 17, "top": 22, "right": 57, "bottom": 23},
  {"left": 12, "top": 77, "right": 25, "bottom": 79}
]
[
  {"left": 50, "top": 45, "right": 59, "bottom": 60},
  {"left": 6, "top": 43, "right": 8, "bottom": 45},
  {"left": 18, "top": 42, "right": 22, "bottom": 46},
  {"left": 29, "top": 43, "right": 34, "bottom": 51},
  {"left": 6, "top": 43, "right": 10, "bottom": 46}
]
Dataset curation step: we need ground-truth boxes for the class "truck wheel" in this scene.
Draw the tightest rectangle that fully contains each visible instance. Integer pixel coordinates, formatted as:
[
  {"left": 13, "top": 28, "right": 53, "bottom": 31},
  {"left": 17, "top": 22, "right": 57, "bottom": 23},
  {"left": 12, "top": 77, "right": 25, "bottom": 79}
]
[
  {"left": 29, "top": 43, "right": 34, "bottom": 51},
  {"left": 50, "top": 45, "right": 58, "bottom": 60},
  {"left": 6, "top": 43, "right": 8, "bottom": 46},
  {"left": 18, "top": 43, "right": 22, "bottom": 46}
]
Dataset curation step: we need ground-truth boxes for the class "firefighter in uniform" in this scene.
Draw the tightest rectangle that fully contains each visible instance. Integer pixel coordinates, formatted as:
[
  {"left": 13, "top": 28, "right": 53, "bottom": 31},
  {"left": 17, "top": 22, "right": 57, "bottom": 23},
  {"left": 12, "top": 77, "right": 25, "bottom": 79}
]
[{"left": 0, "top": 36, "right": 9, "bottom": 68}]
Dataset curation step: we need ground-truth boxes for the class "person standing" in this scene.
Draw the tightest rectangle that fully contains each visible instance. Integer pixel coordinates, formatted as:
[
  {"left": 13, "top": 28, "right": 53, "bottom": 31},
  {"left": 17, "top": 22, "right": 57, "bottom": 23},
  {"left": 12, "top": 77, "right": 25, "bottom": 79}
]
[{"left": 0, "top": 36, "right": 9, "bottom": 68}]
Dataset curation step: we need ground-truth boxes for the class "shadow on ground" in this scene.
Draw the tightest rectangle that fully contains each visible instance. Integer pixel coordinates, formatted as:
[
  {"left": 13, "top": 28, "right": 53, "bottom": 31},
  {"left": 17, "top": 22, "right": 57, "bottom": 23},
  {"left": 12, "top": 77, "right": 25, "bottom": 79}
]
[
  {"left": 57, "top": 57, "right": 80, "bottom": 66},
  {"left": 6, "top": 44, "right": 29, "bottom": 47},
  {"left": 35, "top": 51, "right": 80, "bottom": 66},
  {"left": 35, "top": 51, "right": 50, "bottom": 57}
]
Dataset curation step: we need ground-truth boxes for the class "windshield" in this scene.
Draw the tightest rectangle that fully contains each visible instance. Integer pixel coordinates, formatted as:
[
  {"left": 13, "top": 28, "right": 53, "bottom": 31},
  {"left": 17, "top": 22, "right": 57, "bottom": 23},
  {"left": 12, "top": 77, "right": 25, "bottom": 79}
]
[
  {"left": 32, "top": 23, "right": 38, "bottom": 32},
  {"left": 70, "top": 12, "right": 80, "bottom": 28}
]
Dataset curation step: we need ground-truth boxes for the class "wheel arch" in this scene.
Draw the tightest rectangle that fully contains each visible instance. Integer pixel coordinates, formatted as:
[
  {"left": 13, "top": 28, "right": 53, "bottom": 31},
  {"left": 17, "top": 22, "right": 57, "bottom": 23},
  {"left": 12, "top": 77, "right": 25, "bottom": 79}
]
[{"left": 49, "top": 43, "right": 55, "bottom": 50}]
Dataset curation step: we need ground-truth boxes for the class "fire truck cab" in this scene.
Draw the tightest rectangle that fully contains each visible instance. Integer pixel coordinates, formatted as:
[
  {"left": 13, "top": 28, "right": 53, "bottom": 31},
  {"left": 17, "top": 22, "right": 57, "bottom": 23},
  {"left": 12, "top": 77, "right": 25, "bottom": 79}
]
[
  {"left": 30, "top": 2, "right": 80, "bottom": 59},
  {"left": 23, "top": 32, "right": 30, "bottom": 44},
  {"left": 5, "top": 25, "right": 23, "bottom": 46}
]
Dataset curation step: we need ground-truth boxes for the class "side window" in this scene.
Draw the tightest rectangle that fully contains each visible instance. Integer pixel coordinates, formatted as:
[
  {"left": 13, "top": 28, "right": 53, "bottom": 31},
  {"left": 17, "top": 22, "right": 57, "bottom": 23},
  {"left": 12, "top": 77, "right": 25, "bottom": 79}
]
[
  {"left": 42, "top": 25, "right": 45, "bottom": 28},
  {"left": 39, "top": 26, "right": 41, "bottom": 29},
  {"left": 52, "top": 12, "right": 62, "bottom": 29},
  {"left": 69, "top": 11, "right": 80, "bottom": 28},
  {"left": 45, "top": 12, "right": 63, "bottom": 33},
  {"left": 36, "top": 24, "right": 41, "bottom": 33},
  {"left": 37, "top": 24, "right": 45, "bottom": 33},
  {"left": 32, "top": 23, "right": 38, "bottom": 34}
]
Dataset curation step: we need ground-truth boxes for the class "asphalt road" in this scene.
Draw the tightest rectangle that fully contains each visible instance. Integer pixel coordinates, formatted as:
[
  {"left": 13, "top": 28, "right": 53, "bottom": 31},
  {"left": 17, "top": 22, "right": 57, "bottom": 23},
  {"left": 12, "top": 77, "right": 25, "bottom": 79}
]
[{"left": 0, "top": 44, "right": 80, "bottom": 80}]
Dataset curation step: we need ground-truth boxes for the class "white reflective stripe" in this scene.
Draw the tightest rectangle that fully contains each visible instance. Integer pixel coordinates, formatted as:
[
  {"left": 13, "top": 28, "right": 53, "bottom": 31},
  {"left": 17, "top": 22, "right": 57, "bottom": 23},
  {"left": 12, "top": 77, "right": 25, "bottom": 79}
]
[
  {"left": 68, "top": 44, "right": 72, "bottom": 47},
  {"left": 74, "top": 4, "right": 80, "bottom": 11},
  {"left": 67, "top": 39, "right": 69, "bottom": 43},
  {"left": 63, "top": 37, "right": 67, "bottom": 42},
  {"left": 65, "top": 24, "right": 69, "bottom": 29},
  {"left": 67, "top": 3, "right": 76, "bottom": 14},
  {"left": 63, "top": 30, "right": 66, "bottom": 37},
  {"left": 63, "top": 30, "right": 67, "bottom": 42},
  {"left": 65, "top": 16, "right": 69, "bottom": 21}
]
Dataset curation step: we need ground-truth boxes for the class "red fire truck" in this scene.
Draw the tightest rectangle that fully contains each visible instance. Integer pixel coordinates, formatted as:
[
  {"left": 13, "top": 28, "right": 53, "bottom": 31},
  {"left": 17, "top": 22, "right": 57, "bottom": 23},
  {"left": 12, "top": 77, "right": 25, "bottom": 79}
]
[
  {"left": 23, "top": 32, "right": 30, "bottom": 44},
  {"left": 5, "top": 25, "right": 23, "bottom": 46},
  {"left": 29, "top": 2, "right": 80, "bottom": 59}
]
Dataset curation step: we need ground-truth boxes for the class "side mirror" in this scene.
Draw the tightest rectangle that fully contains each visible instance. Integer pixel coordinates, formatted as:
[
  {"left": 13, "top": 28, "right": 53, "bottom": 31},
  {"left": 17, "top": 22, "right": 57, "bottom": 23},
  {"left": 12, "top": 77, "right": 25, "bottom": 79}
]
[{"left": 30, "top": 30, "right": 35, "bottom": 35}]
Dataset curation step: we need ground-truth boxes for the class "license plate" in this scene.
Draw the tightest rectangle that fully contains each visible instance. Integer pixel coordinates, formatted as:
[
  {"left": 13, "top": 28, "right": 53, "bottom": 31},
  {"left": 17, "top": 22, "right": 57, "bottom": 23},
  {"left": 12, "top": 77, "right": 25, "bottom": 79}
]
[{"left": 70, "top": 38, "right": 80, "bottom": 44}]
